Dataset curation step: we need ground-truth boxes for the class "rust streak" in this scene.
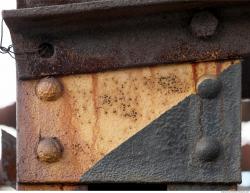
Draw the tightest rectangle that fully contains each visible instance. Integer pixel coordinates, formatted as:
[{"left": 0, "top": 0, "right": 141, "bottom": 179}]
[
  {"left": 205, "top": 62, "right": 208, "bottom": 74},
  {"left": 149, "top": 67, "right": 155, "bottom": 79},
  {"left": 192, "top": 63, "right": 198, "bottom": 92},
  {"left": 91, "top": 74, "right": 99, "bottom": 158},
  {"left": 216, "top": 62, "right": 222, "bottom": 75},
  {"left": 60, "top": 88, "right": 81, "bottom": 178}
]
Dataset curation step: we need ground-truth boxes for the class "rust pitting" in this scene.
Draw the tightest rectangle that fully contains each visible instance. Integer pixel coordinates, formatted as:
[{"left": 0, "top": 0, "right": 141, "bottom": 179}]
[
  {"left": 190, "top": 11, "right": 218, "bottom": 39},
  {"left": 6, "top": 4, "right": 250, "bottom": 80},
  {"left": 57, "top": 48, "right": 119, "bottom": 75},
  {"left": 98, "top": 74, "right": 142, "bottom": 122},
  {"left": 36, "top": 137, "right": 63, "bottom": 163},
  {"left": 149, "top": 68, "right": 156, "bottom": 114},
  {"left": 98, "top": 68, "right": 189, "bottom": 122},
  {"left": 59, "top": 87, "right": 89, "bottom": 174},
  {"left": 157, "top": 73, "right": 189, "bottom": 94},
  {"left": 18, "top": 0, "right": 85, "bottom": 8},
  {"left": 91, "top": 74, "right": 100, "bottom": 157},
  {"left": 35, "top": 77, "right": 63, "bottom": 101}
]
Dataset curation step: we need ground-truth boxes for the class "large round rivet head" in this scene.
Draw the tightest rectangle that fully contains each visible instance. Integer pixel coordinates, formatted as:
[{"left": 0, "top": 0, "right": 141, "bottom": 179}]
[
  {"left": 195, "top": 137, "right": 221, "bottom": 162},
  {"left": 190, "top": 11, "right": 218, "bottom": 38},
  {"left": 35, "top": 77, "right": 63, "bottom": 101},
  {"left": 37, "top": 137, "right": 63, "bottom": 163},
  {"left": 197, "top": 75, "right": 222, "bottom": 99}
]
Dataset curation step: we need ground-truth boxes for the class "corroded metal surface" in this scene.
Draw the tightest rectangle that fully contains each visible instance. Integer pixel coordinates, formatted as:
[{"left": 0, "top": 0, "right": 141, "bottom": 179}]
[
  {"left": 18, "top": 184, "right": 88, "bottom": 190},
  {"left": 37, "top": 138, "right": 63, "bottom": 163},
  {"left": 5, "top": 0, "right": 244, "bottom": 189},
  {"left": 80, "top": 63, "right": 241, "bottom": 183},
  {"left": 3, "top": 2, "right": 250, "bottom": 80},
  {"left": 1, "top": 131, "right": 16, "bottom": 187},
  {"left": 35, "top": 77, "right": 63, "bottom": 101},
  {"left": 242, "top": 144, "right": 250, "bottom": 171},
  {"left": 0, "top": 104, "right": 16, "bottom": 128},
  {"left": 17, "top": 60, "right": 236, "bottom": 183},
  {"left": 16, "top": 0, "right": 250, "bottom": 9},
  {"left": 197, "top": 75, "right": 222, "bottom": 99},
  {"left": 17, "top": 0, "right": 87, "bottom": 8},
  {"left": 190, "top": 11, "right": 218, "bottom": 39}
]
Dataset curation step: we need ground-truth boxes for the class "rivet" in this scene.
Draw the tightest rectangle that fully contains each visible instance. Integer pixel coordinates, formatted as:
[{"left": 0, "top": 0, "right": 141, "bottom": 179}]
[
  {"left": 197, "top": 75, "right": 222, "bottom": 99},
  {"left": 35, "top": 77, "right": 63, "bottom": 101},
  {"left": 190, "top": 11, "right": 218, "bottom": 38},
  {"left": 195, "top": 137, "right": 221, "bottom": 162},
  {"left": 37, "top": 137, "right": 63, "bottom": 163}
]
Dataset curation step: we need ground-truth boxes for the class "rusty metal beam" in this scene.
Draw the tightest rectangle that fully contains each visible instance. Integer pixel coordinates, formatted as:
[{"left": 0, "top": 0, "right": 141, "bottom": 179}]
[
  {"left": 16, "top": 60, "right": 238, "bottom": 183},
  {"left": 3, "top": 2, "right": 250, "bottom": 80},
  {"left": 17, "top": 0, "right": 86, "bottom": 8},
  {"left": 0, "top": 104, "right": 16, "bottom": 128},
  {"left": 13, "top": 0, "right": 250, "bottom": 10},
  {"left": 3, "top": 0, "right": 245, "bottom": 190},
  {"left": 1, "top": 130, "right": 16, "bottom": 188},
  {"left": 242, "top": 145, "right": 250, "bottom": 171}
]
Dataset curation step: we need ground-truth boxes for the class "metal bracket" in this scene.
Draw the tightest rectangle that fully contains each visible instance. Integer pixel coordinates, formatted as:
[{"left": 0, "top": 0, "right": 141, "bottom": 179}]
[{"left": 81, "top": 64, "right": 241, "bottom": 183}]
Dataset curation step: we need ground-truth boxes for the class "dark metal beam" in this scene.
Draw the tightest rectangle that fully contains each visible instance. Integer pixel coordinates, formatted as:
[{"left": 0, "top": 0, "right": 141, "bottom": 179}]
[{"left": 3, "top": 2, "right": 250, "bottom": 80}]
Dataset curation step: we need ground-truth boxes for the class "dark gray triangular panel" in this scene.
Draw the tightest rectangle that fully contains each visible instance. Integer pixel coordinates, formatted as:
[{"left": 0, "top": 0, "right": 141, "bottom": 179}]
[{"left": 81, "top": 64, "right": 241, "bottom": 184}]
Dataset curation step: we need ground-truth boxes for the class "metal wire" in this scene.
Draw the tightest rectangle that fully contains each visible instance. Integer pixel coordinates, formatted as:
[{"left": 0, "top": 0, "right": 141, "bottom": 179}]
[{"left": 0, "top": 19, "right": 42, "bottom": 59}]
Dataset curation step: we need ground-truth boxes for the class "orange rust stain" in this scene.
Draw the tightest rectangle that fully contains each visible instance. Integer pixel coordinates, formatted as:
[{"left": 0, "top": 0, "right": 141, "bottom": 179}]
[
  {"left": 192, "top": 63, "right": 198, "bottom": 92},
  {"left": 60, "top": 89, "right": 83, "bottom": 177},
  {"left": 91, "top": 74, "right": 99, "bottom": 156},
  {"left": 216, "top": 62, "right": 222, "bottom": 75},
  {"left": 149, "top": 67, "right": 156, "bottom": 108},
  {"left": 18, "top": 60, "right": 240, "bottom": 183},
  {"left": 205, "top": 62, "right": 208, "bottom": 74}
]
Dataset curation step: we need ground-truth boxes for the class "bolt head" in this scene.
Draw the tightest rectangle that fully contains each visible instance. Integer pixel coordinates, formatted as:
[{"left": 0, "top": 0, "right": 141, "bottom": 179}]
[
  {"left": 37, "top": 137, "right": 63, "bottom": 163},
  {"left": 197, "top": 75, "right": 222, "bottom": 99},
  {"left": 36, "top": 77, "right": 63, "bottom": 101},
  {"left": 195, "top": 137, "right": 221, "bottom": 162},
  {"left": 190, "top": 11, "right": 218, "bottom": 38}
]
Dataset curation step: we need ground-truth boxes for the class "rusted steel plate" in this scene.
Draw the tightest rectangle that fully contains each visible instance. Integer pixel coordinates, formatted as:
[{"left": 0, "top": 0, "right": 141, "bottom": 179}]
[
  {"left": 80, "top": 62, "right": 241, "bottom": 183},
  {"left": 0, "top": 165, "right": 4, "bottom": 185},
  {"left": 18, "top": 184, "right": 88, "bottom": 190},
  {"left": 3, "top": 3, "right": 250, "bottom": 80},
  {"left": 1, "top": 130, "right": 16, "bottom": 187},
  {"left": 0, "top": 104, "right": 16, "bottom": 128},
  {"left": 241, "top": 101, "right": 250, "bottom": 121},
  {"left": 242, "top": 145, "right": 250, "bottom": 171},
  {"left": 17, "top": 60, "right": 238, "bottom": 183}
]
